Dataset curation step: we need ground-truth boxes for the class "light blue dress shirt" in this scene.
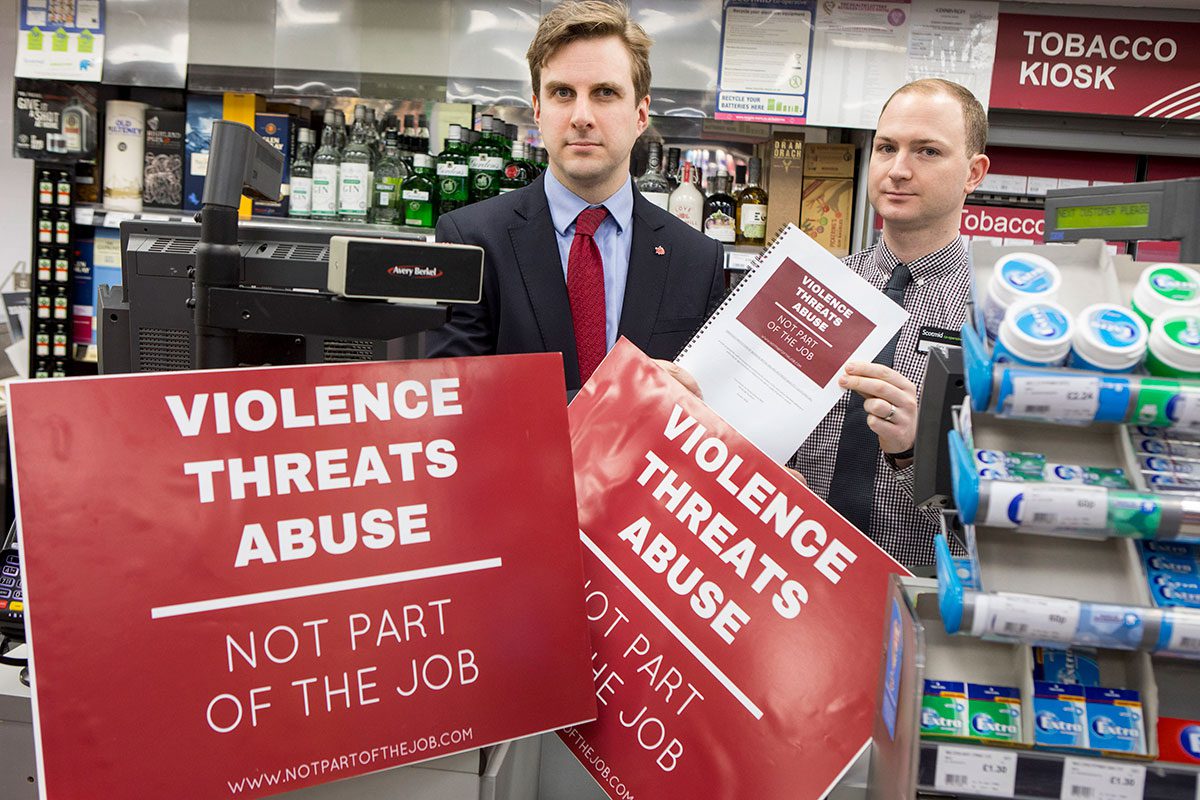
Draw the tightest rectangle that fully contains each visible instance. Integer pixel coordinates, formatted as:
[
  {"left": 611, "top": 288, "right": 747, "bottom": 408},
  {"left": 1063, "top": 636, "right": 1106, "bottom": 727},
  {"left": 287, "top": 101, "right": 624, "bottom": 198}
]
[{"left": 543, "top": 168, "right": 634, "bottom": 352}]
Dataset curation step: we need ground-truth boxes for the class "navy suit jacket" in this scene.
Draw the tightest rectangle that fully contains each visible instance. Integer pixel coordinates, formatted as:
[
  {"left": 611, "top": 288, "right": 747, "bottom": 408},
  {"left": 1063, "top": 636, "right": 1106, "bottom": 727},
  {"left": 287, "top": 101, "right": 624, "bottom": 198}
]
[{"left": 425, "top": 173, "right": 726, "bottom": 391}]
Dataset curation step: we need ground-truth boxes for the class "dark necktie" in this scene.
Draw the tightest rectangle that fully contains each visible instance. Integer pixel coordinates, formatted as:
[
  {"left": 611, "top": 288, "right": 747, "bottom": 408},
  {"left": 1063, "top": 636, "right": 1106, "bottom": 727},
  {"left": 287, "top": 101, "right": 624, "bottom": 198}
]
[
  {"left": 825, "top": 262, "right": 913, "bottom": 533},
  {"left": 568, "top": 206, "right": 609, "bottom": 384}
]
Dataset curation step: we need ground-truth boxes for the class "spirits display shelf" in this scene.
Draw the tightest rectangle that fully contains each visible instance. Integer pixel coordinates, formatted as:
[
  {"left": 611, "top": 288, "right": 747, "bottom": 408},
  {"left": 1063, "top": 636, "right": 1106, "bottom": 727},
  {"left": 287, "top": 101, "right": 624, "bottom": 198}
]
[{"left": 73, "top": 203, "right": 436, "bottom": 239}]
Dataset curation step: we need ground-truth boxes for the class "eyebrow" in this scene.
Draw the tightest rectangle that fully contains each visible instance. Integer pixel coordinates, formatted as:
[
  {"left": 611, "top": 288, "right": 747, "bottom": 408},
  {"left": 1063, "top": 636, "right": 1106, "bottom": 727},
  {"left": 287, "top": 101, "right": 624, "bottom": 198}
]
[
  {"left": 543, "top": 80, "right": 625, "bottom": 95},
  {"left": 874, "top": 135, "right": 951, "bottom": 148}
]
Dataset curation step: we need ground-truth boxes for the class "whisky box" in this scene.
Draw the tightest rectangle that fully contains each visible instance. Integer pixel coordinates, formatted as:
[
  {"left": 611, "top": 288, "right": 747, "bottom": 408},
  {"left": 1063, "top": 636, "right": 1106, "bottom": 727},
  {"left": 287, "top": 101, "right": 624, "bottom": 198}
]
[
  {"left": 763, "top": 131, "right": 804, "bottom": 239},
  {"left": 800, "top": 178, "right": 854, "bottom": 258},
  {"left": 803, "top": 143, "right": 856, "bottom": 179},
  {"left": 142, "top": 109, "right": 185, "bottom": 209},
  {"left": 184, "top": 94, "right": 223, "bottom": 210},
  {"left": 252, "top": 113, "right": 291, "bottom": 217}
]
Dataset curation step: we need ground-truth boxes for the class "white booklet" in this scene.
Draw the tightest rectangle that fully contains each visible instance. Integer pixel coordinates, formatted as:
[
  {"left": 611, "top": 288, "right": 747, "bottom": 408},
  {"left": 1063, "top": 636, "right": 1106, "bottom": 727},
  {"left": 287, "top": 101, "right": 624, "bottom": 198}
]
[{"left": 677, "top": 224, "right": 909, "bottom": 462}]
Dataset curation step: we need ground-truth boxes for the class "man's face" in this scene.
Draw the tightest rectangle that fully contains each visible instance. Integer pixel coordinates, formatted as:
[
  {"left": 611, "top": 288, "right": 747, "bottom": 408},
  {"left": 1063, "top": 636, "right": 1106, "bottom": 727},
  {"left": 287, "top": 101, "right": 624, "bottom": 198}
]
[
  {"left": 533, "top": 35, "right": 649, "bottom": 198},
  {"left": 868, "top": 91, "right": 988, "bottom": 234}
]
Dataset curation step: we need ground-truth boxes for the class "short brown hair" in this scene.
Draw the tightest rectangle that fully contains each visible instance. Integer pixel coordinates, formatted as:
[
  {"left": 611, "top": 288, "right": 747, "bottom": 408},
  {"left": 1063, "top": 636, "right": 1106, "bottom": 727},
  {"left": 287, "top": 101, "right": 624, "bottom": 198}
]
[
  {"left": 882, "top": 79, "right": 988, "bottom": 157},
  {"left": 527, "top": 1, "right": 654, "bottom": 102}
]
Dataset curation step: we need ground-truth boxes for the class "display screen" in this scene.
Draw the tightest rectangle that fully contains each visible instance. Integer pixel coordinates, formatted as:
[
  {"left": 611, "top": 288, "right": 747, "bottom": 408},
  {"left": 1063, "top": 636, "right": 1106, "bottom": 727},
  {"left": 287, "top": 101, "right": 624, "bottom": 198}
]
[{"left": 1055, "top": 202, "right": 1151, "bottom": 230}]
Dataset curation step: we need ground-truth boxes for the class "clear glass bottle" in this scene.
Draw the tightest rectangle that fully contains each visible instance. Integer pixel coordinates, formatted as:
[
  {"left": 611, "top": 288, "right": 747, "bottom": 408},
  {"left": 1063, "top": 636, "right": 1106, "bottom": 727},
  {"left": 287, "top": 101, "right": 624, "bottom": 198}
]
[
  {"left": 311, "top": 115, "right": 341, "bottom": 219},
  {"left": 498, "top": 140, "right": 536, "bottom": 194},
  {"left": 417, "top": 113, "right": 430, "bottom": 154},
  {"left": 401, "top": 154, "right": 437, "bottom": 228},
  {"left": 288, "top": 127, "right": 315, "bottom": 219},
  {"left": 736, "top": 157, "right": 769, "bottom": 246},
  {"left": 668, "top": 162, "right": 704, "bottom": 231},
  {"left": 635, "top": 141, "right": 671, "bottom": 210},
  {"left": 363, "top": 106, "right": 382, "bottom": 162},
  {"left": 373, "top": 130, "right": 409, "bottom": 225},
  {"left": 702, "top": 173, "right": 737, "bottom": 244},
  {"left": 338, "top": 119, "right": 373, "bottom": 221},
  {"left": 333, "top": 109, "right": 347, "bottom": 152},
  {"left": 436, "top": 124, "right": 471, "bottom": 215},
  {"left": 468, "top": 116, "right": 504, "bottom": 203}
]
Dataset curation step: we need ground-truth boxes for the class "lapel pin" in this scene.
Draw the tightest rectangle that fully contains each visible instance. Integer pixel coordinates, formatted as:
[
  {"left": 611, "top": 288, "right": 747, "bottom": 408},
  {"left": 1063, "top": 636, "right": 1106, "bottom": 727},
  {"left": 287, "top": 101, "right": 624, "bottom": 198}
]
[{"left": 654, "top": 245, "right": 665, "bottom": 256}]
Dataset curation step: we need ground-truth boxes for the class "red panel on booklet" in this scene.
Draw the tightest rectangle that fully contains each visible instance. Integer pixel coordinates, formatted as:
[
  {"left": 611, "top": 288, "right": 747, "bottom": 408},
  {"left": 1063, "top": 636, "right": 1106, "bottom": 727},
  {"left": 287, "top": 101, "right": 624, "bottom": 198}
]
[
  {"left": 9, "top": 355, "right": 595, "bottom": 799},
  {"left": 561, "top": 339, "right": 909, "bottom": 799}
]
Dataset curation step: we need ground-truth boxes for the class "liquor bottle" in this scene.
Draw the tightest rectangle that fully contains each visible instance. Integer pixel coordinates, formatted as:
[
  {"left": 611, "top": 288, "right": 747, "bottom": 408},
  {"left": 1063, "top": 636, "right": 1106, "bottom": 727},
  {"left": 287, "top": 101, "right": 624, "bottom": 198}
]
[
  {"left": 665, "top": 147, "right": 682, "bottom": 190},
  {"left": 311, "top": 116, "right": 341, "bottom": 219},
  {"left": 668, "top": 162, "right": 704, "bottom": 231},
  {"left": 635, "top": 141, "right": 671, "bottom": 210},
  {"left": 534, "top": 148, "right": 549, "bottom": 174},
  {"left": 733, "top": 163, "right": 747, "bottom": 196},
  {"left": 436, "top": 124, "right": 471, "bottom": 215},
  {"left": 702, "top": 173, "right": 736, "bottom": 244},
  {"left": 403, "top": 114, "right": 418, "bottom": 153},
  {"left": 401, "top": 154, "right": 437, "bottom": 228},
  {"left": 498, "top": 140, "right": 536, "bottom": 194},
  {"left": 373, "top": 130, "right": 409, "bottom": 225},
  {"left": 417, "top": 114, "right": 430, "bottom": 154},
  {"left": 468, "top": 116, "right": 504, "bottom": 203},
  {"left": 363, "top": 106, "right": 382, "bottom": 161},
  {"left": 338, "top": 119, "right": 372, "bottom": 221},
  {"left": 288, "top": 127, "right": 315, "bottom": 219},
  {"left": 736, "top": 156, "right": 769, "bottom": 246},
  {"left": 333, "top": 109, "right": 347, "bottom": 152}
]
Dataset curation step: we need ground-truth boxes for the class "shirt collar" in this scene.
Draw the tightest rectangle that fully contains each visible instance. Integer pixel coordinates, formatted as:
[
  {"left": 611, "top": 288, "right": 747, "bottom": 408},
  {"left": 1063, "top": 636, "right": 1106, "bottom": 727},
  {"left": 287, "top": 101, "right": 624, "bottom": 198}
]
[
  {"left": 544, "top": 167, "right": 633, "bottom": 236},
  {"left": 872, "top": 236, "right": 967, "bottom": 284}
]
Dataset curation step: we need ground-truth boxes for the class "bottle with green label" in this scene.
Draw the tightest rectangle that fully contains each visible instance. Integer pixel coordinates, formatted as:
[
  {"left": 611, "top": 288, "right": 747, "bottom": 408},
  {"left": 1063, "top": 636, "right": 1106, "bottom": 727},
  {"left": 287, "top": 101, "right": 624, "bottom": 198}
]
[
  {"left": 436, "top": 124, "right": 470, "bottom": 216},
  {"left": 338, "top": 113, "right": 372, "bottom": 221},
  {"left": 468, "top": 115, "right": 504, "bottom": 203},
  {"left": 311, "top": 111, "right": 341, "bottom": 219},
  {"left": 288, "top": 127, "right": 315, "bottom": 219},
  {"left": 401, "top": 154, "right": 437, "bottom": 228}
]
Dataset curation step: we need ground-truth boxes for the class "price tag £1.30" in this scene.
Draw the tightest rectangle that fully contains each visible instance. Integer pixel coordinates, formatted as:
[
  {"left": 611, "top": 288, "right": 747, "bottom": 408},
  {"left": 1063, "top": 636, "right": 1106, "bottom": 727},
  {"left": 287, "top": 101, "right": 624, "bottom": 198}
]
[
  {"left": 934, "top": 744, "right": 1018, "bottom": 797},
  {"left": 1060, "top": 756, "right": 1145, "bottom": 800}
]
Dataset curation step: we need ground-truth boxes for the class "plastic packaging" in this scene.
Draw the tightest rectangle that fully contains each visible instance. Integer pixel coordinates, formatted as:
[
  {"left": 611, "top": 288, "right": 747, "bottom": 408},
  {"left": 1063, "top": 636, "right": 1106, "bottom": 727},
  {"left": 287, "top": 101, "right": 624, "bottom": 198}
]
[
  {"left": 993, "top": 300, "right": 1073, "bottom": 367},
  {"left": 1068, "top": 303, "right": 1148, "bottom": 373},
  {"left": 1147, "top": 312, "right": 1200, "bottom": 379},
  {"left": 973, "top": 448, "right": 1128, "bottom": 487},
  {"left": 982, "top": 252, "right": 1061, "bottom": 341},
  {"left": 1131, "top": 263, "right": 1200, "bottom": 328}
]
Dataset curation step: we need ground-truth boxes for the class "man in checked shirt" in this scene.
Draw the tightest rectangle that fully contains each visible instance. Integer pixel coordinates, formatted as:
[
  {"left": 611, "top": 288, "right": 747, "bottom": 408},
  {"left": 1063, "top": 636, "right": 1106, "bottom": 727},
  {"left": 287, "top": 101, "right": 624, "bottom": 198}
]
[{"left": 785, "top": 78, "right": 991, "bottom": 569}]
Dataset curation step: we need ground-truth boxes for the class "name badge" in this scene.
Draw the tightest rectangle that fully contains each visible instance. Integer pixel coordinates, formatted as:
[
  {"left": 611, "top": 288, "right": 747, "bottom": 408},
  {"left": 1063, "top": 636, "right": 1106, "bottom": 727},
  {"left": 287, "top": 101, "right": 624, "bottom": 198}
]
[{"left": 916, "top": 325, "right": 962, "bottom": 354}]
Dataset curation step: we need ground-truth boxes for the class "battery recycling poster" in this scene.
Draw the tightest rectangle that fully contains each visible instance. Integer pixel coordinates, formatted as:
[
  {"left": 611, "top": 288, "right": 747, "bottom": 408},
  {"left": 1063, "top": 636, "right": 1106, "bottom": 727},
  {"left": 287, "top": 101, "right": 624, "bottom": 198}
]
[
  {"left": 16, "top": 0, "right": 105, "bottom": 82},
  {"left": 8, "top": 355, "right": 596, "bottom": 799},
  {"left": 562, "top": 340, "right": 909, "bottom": 799}
]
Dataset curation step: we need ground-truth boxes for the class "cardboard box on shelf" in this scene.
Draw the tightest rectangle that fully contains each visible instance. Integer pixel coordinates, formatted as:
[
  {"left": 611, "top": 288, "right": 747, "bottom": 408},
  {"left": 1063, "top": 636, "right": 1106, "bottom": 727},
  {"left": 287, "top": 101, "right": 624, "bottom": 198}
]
[
  {"left": 763, "top": 131, "right": 804, "bottom": 240},
  {"left": 803, "top": 143, "right": 856, "bottom": 179},
  {"left": 800, "top": 178, "right": 853, "bottom": 258},
  {"left": 252, "top": 113, "right": 291, "bottom": 217},
  {"left": 142, "top": 109, "right": 185, "bottom": 210}
]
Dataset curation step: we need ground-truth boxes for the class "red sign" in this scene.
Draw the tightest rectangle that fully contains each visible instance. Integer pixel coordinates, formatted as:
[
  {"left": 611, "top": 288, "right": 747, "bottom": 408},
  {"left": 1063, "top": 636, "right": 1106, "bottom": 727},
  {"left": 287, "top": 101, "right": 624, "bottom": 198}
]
[
  {"left": 9, "top": 355, "right": 595, "bottom": 799},
  {"left": 561, "top": 340, "right": 908, "bottom": 799},
  {"left": 1158, "top": 717, "right": 1200, "bottom": 765},
  {"left": 737, "top": 257, "right": 877, "bottom": 384},
  {"left": 990, "top": 14, "right": 1200, "bottom": 119},
  {"left": 959, "top": 204, "right": 1045, "bottom": 243}
]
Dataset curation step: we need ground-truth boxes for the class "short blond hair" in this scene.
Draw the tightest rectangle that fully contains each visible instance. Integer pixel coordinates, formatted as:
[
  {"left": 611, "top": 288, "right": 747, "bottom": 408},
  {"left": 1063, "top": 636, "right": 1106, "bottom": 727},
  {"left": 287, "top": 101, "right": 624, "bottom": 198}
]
[
  {"left": 527, "top": 1, "right": 654, "bottom": 102},
  {"left": 882, "top": 79, "right": 988, "bottom": 157}
]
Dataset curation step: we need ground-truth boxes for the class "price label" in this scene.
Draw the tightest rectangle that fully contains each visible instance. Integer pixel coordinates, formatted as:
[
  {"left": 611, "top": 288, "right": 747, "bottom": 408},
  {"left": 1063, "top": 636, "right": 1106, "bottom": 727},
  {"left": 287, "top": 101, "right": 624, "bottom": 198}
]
[
  {"left": 1166, "top": 610, "right": 1200, "bottom": 654},
  {"left": 104, "top": 211, "right": 133, "bottom": 229},
  {"left": 1009, "top": 376, "right": 1101, "bottom": 423},
  {"left": 75, "top": 207, "right": 95, "bottom": 226},
  {"left": 934, "top": 745, "right": 1017, "bottom": 797},
  {"left": 1060, "top": 757, "right": 1145, "bottom": 800},
  {"left": 972, "top": 593, "right": 1080, "bottom": 643},
  {"left": 140, "top": 213, "right": 170, "bottom": 222},
  {"left": 1020, "top": 484, "right": 1108, "bottom": 531}
]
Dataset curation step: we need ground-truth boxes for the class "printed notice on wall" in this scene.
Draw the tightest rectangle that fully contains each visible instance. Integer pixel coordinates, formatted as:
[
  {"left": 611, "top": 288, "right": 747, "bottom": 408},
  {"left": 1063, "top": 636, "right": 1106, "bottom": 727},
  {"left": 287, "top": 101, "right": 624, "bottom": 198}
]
[
  {"left": 16, "top": 0, "right": 105, "bottom": 81},
  {"left": 676, "top": 224, "right": 908, "bottom": 463},
  {"left": 716, "top": 0, "right": 816, "bottom": 125},
  {"left": 563, "top": 341, "right": 909, "bottom": 799},
  {"left": 808, "top": 1, "right": 998, "bottom": 129},
  {"left": 8, "top": 355, "right": 596, "bottom": 799}
]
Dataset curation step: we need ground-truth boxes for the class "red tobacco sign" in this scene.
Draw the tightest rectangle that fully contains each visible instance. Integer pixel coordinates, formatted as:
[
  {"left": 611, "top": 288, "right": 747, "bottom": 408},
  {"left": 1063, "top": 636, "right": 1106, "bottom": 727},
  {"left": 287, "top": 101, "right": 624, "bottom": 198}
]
[
  {"left": 990, "top": 13, "right": 1200, "bottom": 120},
  {"left": 9, "top": 354, "right": 595, "bottom": 799},
  {"left": 561, "top": 339, "right": 909, "bottom": 799}
]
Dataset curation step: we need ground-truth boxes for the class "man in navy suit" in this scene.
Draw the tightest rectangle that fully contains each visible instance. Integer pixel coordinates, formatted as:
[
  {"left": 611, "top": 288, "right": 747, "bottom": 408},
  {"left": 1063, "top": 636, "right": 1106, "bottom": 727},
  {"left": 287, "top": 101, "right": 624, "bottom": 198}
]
[{"left": 425, "top": 0, "right": 725, "bottom": 391}]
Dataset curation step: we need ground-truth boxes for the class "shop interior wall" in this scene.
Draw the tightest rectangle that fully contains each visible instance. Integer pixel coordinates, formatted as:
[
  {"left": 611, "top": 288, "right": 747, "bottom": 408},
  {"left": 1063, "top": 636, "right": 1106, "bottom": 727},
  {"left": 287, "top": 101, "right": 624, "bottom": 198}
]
[{"left": 1, "top": 0, "right": 32, "bottom": 289}]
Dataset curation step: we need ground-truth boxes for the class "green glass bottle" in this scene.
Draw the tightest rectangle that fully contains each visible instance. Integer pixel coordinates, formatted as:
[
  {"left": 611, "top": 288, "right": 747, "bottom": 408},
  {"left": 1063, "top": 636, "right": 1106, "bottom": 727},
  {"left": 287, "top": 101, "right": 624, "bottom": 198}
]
[
  {"left": 498, "top": 141, "right": 535, "bottom": 194},
  {"left": 436, "top": 124, "right": 470, "bottom": 215},
  {"left": 402, "top": 154, "right": 437, "bottom": 228},
  {"left": 468, "top": 116, "right": 504, "bottom": 203}
]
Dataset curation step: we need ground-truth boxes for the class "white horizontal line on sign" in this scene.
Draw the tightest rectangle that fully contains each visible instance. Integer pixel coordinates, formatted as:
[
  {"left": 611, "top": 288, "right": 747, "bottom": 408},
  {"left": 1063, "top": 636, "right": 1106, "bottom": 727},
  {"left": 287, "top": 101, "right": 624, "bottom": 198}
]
[
  {"left": 579, "top": 530, "right": 764, "bottom": 720},
  {"left": 773, "top": 301, "right": 833, "bottom": 348},
  {"left": 149, "top": 558, "right": 504, "bottom": 619}
]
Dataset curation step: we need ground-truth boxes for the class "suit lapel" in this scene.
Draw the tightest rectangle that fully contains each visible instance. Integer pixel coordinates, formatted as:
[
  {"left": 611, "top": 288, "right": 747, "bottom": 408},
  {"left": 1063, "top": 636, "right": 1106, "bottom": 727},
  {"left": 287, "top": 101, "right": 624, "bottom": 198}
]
[
  {"left": 618, "top": 193, "right": 670, "bottom": 350},
  {"left": 508, "top": 175, "right": 581, "bottom": 387}
]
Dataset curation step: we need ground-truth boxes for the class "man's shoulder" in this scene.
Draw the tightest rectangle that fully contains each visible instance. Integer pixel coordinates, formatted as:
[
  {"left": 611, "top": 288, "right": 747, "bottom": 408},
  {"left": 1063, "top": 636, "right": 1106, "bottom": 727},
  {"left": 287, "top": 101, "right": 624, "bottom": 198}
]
[{"left": 634, "top": 196, "right": 720, "bottom": 256}]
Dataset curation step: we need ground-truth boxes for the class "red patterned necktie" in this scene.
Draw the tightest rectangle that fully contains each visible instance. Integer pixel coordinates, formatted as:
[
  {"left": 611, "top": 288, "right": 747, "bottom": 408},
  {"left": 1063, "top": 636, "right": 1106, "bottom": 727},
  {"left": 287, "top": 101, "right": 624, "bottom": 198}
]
[{"left": 567, "top": 206, "right": 609, "bottom": 384}]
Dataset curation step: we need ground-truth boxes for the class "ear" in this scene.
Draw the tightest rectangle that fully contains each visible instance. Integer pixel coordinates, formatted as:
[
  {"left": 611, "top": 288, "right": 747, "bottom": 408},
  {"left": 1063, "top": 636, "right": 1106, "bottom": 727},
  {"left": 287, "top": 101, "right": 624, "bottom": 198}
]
[
  {"left": 635, "top": 95, "right": 650, "bottom": 137},
  {"left": 532, "top": 92, "right": 541, "bottom": 129},
  {"left": 964, "top": 153, "right": 989, "bottom": 195}
]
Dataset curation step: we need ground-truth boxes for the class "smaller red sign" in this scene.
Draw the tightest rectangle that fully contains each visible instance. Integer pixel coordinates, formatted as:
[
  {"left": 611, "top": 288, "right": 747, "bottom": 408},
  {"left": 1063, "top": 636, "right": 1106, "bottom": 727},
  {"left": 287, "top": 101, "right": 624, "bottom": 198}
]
[
  {"left": 959, "top": 204, "right": 1045, "bottom": 243},
  {"left": 737, "top": 257, "right": 877, "bottom": 384},
  {"left": 1158, "top": 716, "right": 1200, "bottom": 765}
]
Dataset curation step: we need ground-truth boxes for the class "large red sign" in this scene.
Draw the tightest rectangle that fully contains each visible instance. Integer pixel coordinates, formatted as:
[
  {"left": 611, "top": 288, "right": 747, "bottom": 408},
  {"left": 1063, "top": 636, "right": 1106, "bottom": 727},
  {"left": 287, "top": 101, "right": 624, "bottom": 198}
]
[
  {"left": 959, "top": 204, "right": 1045, "bottom": 243},
  {"left": 9, "top": 355, "right": 595, "bottom": 799},
  {"left": 990, "top": 14, "right": 1200, "bottom": 119},
  {"left": 561, "top": 340, "right": 908, "bottom": 799}
]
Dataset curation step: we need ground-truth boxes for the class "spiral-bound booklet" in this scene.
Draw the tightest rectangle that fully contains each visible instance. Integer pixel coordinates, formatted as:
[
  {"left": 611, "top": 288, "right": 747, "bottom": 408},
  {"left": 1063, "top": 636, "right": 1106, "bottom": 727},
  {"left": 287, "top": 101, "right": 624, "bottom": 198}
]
[{"left": 676, "top": 224, "right": 908, "bottom": 462}]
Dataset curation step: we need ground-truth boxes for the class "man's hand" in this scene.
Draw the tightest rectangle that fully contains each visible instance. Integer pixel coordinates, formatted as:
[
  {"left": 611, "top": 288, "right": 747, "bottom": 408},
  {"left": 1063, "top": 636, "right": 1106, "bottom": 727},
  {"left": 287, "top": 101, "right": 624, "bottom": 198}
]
[
  {"left": 839, "top": 361, "right": 918, "bottom": 461},
  {"left": 653, "top": 359, "right": 703, "bottom": 399}
]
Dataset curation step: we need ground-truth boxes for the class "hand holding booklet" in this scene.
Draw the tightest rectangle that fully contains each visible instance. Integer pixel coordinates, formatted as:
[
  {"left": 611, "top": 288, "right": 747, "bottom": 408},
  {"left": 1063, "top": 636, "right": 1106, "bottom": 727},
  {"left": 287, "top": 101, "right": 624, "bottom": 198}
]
[{"left": 676, "top": 224, "right": 908, "bottom": 462}]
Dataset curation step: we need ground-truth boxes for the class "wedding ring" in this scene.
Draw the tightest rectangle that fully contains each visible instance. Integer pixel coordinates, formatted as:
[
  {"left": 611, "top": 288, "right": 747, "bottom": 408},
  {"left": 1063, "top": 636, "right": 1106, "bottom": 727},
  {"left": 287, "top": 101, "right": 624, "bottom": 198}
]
[{"left": 883, "top": 403, "right": 897, "bottom": 422}]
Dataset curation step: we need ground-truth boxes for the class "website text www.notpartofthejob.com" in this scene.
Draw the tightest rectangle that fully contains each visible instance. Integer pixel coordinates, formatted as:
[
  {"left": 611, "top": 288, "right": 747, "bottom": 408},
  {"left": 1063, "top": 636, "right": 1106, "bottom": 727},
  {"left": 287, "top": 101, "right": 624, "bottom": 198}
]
[{"left": 225, "top": 727, "right": 473, "bottom": 794}]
